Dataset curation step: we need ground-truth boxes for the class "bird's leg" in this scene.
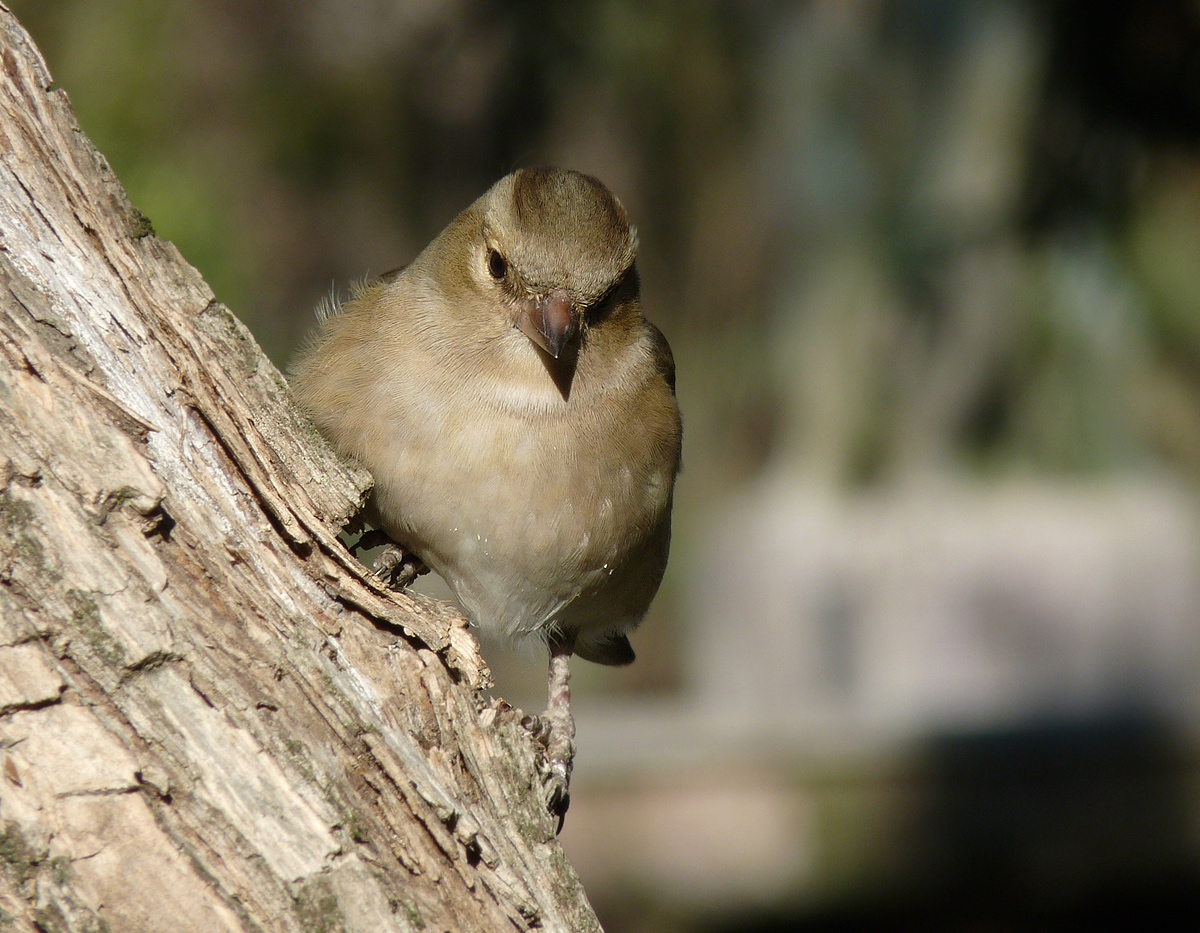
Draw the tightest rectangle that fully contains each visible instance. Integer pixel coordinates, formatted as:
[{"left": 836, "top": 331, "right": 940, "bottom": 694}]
[
  {"left": 354, "top": 528, "right": 429, "bottom": 590},
  {"left": 544, "top": 646, "right": 575, "bottom": 822},
  {"left": 523, "top": 641, "right": 575, "bottom": 832}
]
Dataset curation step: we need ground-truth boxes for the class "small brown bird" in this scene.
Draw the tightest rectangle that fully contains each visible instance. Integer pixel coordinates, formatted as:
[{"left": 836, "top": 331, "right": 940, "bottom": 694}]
[{"left": 291, "top": 168, "right": 681, "bottom": 823}]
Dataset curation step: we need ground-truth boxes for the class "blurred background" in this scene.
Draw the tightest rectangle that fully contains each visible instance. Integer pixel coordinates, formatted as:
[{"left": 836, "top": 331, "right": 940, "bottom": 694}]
[{"left": 13, "top": 0, "right": 1200, "bottom": 928}]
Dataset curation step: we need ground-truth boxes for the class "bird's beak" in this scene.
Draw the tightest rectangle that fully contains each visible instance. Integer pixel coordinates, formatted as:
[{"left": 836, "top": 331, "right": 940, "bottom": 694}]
[{"left": 517, "top": 288, "right": 578, "bottom": 359}]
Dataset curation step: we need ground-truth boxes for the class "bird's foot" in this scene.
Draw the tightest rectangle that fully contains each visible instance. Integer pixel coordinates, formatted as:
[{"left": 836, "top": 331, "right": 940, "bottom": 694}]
[
  {"left": 521, "top": 709, "right": 573, "bottom": 832},
  {"left": 520, "top": 711, "right": 552, "bottom": 746},
  {"left": 522, "top": 648, "right": 575, "bottom": 832},
  {"left": 354, "top": 529, "right": 428, "bottom": 590},
  {"left": 371, "top": 543, "right": 428, "bottom": 589}
]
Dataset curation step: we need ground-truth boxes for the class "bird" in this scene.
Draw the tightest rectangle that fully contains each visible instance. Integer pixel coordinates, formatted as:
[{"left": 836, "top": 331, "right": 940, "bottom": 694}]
[{"left": 290, "top": 167, "right": 682, "bottom": 825}]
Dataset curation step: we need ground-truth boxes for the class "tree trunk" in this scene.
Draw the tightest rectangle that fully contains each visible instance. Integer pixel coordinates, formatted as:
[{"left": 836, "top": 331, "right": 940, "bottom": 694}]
[{"left": 0, "top": 9, "right": 599, "bottom": 931}]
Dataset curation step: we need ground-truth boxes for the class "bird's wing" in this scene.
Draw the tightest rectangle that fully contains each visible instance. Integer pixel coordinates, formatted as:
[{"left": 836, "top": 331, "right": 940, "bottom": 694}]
[{"left": 645, "top": 321, "right": 676, "bottom": 395}]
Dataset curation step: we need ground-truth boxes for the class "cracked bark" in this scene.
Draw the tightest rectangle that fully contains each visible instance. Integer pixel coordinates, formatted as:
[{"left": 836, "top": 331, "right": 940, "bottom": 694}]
[{"left": 0, "top": 8, "right": 599, "bottom": 932}]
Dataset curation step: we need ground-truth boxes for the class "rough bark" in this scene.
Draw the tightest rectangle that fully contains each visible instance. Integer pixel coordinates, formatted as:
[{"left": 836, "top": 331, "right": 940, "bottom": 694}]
[{"left": 0, "top": 8, "right": 599, "bottom": 931}]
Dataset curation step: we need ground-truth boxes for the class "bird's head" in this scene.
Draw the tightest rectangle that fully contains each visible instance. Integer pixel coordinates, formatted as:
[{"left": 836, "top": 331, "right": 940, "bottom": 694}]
[{"left": 463, "top": 168, "right": 639, "bottom": 360}]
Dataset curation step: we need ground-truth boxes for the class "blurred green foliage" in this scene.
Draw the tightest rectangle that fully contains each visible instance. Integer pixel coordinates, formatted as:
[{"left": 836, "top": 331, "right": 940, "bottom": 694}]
[{"left": 16, "top": 1, "right": 258, "bottom": 334}]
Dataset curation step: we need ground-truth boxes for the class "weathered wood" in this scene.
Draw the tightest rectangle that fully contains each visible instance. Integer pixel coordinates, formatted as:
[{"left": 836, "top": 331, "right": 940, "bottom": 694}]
[{"left": 0, "top": 7, "right": 598, "bottom": 931}]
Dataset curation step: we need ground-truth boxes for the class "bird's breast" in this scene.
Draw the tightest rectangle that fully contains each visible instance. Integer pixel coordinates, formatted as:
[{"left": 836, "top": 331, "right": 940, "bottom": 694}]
[{"left": 370, "top": 376, "right": 675, "bottom": 640}]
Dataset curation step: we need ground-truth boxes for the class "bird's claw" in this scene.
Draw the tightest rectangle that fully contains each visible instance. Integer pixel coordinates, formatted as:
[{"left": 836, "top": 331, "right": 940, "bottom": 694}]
[
  {"left": 521, "top": 707, "right": 573, "bottom": 833},
  {"left": 543, "top": 760, "right": 571, "bottom": 833},
  {"left": 371, "top": 543, "right": 428, "bottom": 590},
  {"left": 520, "top": 713, "right": 552, "bottom": 748}
]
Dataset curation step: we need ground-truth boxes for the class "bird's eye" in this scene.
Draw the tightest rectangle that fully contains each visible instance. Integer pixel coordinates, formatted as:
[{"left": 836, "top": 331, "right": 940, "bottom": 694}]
[{"left": 487, "top": 249, "right": 507, "bottom": 279}]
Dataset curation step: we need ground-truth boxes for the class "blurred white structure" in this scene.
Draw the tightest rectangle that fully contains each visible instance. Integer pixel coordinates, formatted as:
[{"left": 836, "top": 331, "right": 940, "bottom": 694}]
[
  {"left": 564, "top": 477, "right": 1200, "bottom": 920},
  {"left": 689, "top": 477, "right": 1200, "bottom": 733}
]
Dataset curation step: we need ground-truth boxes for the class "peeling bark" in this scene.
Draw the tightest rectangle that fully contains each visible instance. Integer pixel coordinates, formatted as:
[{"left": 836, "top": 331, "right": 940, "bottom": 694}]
[{"left": 0, "top": 7, "right": 599, "bottom": 931}]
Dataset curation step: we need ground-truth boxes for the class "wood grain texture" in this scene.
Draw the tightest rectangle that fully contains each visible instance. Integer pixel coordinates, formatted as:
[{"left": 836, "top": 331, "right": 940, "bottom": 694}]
[{"left": 0, "top": 6, "right": 598, "bottom": 930}]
